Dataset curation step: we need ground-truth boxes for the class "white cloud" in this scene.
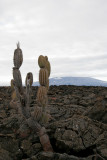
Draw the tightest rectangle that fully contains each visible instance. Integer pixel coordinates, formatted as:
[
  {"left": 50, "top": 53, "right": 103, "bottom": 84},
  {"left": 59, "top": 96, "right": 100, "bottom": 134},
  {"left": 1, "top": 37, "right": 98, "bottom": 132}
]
[{"left": 0, "top": 0, "right": 107, "bottom": 85}]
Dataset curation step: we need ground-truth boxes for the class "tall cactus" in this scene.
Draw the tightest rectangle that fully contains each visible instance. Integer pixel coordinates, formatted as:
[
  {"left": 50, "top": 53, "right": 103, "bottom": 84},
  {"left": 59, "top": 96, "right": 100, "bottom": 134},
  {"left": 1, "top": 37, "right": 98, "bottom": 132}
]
[
  {"left": 11, "top": 44, "right": 53, "bottom": 152},
  {"left": 35, "top": 55, "right": 51, "bottom": 124}
]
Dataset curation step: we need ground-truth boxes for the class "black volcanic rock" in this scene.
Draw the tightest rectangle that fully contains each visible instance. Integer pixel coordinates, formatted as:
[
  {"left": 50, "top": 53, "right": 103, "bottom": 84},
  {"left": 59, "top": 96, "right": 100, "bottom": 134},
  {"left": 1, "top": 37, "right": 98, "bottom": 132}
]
[
  {"left": 0, "top": 86, "right": 107, "bottom": 160},
  {"left": 83, "top": 96, "right": 107, "bottom": 123}
]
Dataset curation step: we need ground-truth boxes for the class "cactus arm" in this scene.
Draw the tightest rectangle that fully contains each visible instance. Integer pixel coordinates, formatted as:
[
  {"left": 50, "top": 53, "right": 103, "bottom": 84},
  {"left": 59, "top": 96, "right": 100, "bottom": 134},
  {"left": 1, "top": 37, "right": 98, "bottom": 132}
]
[
  {"left": 25, "top": 81, "right": 31, "bottom": 118},
  {"left": 13, "top": 82, "right": 26, "bottom": 117},
  {"left": 25, "top": 72, "right": 33, "bottom": 104},
  {"left": 25, "top": 84, "right": 31, "bottom": 117},
  {"left": 25, "top": 72, "right": 33, "bottom": 118}
]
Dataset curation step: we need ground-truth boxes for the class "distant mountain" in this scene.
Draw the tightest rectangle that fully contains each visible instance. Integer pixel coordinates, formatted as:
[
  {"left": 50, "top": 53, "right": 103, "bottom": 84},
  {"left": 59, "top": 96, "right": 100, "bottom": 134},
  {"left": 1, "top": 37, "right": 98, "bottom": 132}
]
[{"left": 33, "top": 77, "right": 107, "bottom": 87}]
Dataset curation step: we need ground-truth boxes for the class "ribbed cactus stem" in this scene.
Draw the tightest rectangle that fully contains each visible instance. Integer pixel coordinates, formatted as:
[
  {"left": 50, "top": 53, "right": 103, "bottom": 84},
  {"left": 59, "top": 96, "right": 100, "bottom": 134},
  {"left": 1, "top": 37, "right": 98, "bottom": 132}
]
[
  {"left": 46, "top": 79, "right": 49, "bottom": 91},
  {"left": 37, "top": 86, "right": 48, "bottom": 107},
  {"left": 38, "top": 55, "right": 46, "bottom": 68},
  {"left": 36, "top": 55, "right": 51, "bottom": 123},
  {"left": 25, "top": 72, "right": 33, "bottom": 118},
  {"left": 45, "top": 61, "right": 51, "bottom": 77},
  {"left": 13, "top": 68, "right": 22, "bottom": 88},
  {"left": 13, "top": 42, "right": 23, "bottom": 69},
  {"left": 10, "top": 79, "right": 14, "bottom": 91},
  {"left": 11, "top": 90, "right": 17, "bottom": 101},
  {"left": 33, "top": 106, "right": 43, "bottom": 122},
  {"left": 39, "top": 68, "right": 48, "bottom": 86},
  {"left": 25, "top": 72, "right": 33, "bottom": 87}
]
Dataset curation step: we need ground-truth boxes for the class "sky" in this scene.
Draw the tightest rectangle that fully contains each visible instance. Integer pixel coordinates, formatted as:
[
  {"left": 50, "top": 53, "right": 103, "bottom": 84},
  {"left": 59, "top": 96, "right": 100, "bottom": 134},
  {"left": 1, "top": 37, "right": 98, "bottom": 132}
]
[{"left": 0, "top": 0, "right": 107, "bottom": 85}]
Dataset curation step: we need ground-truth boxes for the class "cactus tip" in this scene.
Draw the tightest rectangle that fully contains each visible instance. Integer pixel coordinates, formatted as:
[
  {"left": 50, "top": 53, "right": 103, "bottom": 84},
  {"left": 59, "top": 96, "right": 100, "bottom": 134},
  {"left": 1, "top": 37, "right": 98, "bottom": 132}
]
[
  {"left": 17, "top": 42, "right": 20, "bottom": 48},
  {"left": 45, "top": 56, "right": 48, "bottom": 61}
]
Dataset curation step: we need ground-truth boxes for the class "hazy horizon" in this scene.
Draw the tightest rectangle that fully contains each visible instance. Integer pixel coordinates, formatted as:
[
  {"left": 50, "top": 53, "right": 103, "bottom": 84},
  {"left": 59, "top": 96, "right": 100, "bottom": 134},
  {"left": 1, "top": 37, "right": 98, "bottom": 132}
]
[
  {"left": 0, "top": 0, "right": 107, "bottom": 85},
  {"left": 1, "top": 76, "right": 107, "bottom": 87}
]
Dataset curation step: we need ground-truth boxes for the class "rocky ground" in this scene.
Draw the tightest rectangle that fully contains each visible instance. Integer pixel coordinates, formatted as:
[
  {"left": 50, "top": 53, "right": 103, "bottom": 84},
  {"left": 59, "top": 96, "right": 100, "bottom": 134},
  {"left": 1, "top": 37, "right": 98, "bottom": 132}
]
[{"left": 0, "top": 85, "right": 107, "bottom": 160}]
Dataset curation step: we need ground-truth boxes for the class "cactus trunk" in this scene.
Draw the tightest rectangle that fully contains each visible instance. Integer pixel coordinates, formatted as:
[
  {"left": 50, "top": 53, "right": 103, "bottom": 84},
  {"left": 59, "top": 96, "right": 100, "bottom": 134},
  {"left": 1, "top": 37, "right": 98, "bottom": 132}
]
[{"left": 27, "top": 118, "right": 53, "bottom": 152}]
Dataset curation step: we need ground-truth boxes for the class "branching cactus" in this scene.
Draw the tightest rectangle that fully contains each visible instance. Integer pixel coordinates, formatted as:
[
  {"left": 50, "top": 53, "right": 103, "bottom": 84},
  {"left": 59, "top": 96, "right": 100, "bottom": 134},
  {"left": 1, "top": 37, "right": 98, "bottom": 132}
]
[{"left": 11, "top": 43, "right": 53, "bottom": 152}]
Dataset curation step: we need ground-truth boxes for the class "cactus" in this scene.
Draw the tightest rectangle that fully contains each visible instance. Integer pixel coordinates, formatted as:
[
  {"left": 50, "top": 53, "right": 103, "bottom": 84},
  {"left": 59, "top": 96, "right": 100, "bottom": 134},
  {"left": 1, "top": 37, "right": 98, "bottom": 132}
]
[
  {"left": 38, "top": 55, "right": 46, "bottom": 68},
  {"left": 11, "top": 90, "right": 17, "bottom": 101},
  {"left": 39, "top": 68, "right": 48, "bottom": 86},
  {"left": 25, "top": 72, "right": 33, "bottom": 87},
  {"left": 37, "top": 86, "right": 48, "bottom": 107},
  {"left": 33, "top": 106, "right": 43, "bottom": 122},
  {"left": 45, "top": 57, "right": 51, "bottom": 77},
  {"left": 33, "top": 109, "right": 50, "bottom": 124},
  {"left": 13, "top": 42, "right": 23, "bottom": 69},
  {"left": 45, "top": 56, "right": 48, "bottom": 61},
  {"left": 36, "top": 55, "right": 51, "bottom": 124},
  {"left": 45, "top": 61, "right": 51, "bottom": 77},
  {"left": 10, "top": 79, "right": 17, "bottom": 102},
  {"left": 25, "top": 72, "right": 33, "bottom": 111},
  {"left": 10, "top": 79, "right": 14, "bottom": 91},
  {"left": 38, "top": 55, "right": 51, "bottom": 77},
  {"left": 46, "top": 79, "right": 49, "bottom": 91},
  {"left": 11, "top": 43, "right": 53, "bottom": 152},
  {"left": 13, "top": 68, "right": 23, "bottom": 90}
]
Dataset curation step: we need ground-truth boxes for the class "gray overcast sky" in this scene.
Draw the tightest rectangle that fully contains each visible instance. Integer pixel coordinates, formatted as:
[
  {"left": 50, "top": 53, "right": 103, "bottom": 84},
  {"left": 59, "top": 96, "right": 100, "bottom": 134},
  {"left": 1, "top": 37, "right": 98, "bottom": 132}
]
[{"left": 0, "top": 0, "right": 107, "bottom": 85}]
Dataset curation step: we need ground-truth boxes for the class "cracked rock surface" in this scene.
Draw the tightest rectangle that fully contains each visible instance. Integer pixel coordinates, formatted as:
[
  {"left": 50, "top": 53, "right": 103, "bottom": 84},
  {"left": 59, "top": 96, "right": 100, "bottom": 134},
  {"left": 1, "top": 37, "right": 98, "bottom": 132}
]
[{"left": 0, "top": 86, "right": 107, "bottom": 160}]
